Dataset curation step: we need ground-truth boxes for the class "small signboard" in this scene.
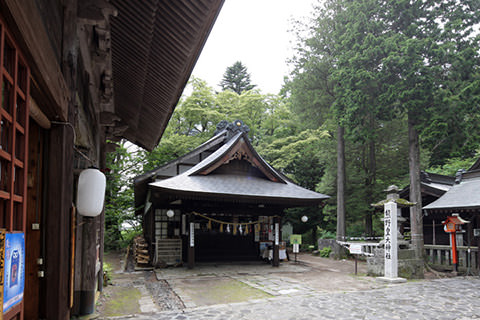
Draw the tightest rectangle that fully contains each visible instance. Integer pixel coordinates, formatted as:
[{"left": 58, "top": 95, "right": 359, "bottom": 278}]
[
  {"left": 290, "top": 234, "right": 302, "bottom": 245},
  {"left": 474, "top": 228, "right": 480, "bottom": 237},
  {"left": 189, "top": 223, "right": 194, "bottom": 247},
  {"left": 349, "top": 243, "right": 363, "bottom": 255},
  {"left": 293, "top": 243, "right": 300, "bottom": 253},
  {"left": 3, "top": 232, "right": 25, "bottom": 313},
  {"left": 274, "top": 223, "right": 279, "bottom": 246}
]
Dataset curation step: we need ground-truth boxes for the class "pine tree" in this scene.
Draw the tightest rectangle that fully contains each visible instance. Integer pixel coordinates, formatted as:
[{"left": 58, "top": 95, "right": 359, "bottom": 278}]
[{"left": 220, "top": 61, "right": 256, "bottom": 94}]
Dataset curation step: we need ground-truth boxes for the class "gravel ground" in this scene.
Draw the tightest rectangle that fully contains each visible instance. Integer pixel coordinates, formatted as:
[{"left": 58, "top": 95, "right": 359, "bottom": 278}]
[
  {"left": 98, "top": 251, "right": 461, "bottom": 318},
  {"left": 143, "top": 271, "right": 184, "bottom": 310},
  {"left": 97, "top": 251, "right": 184, "bottom": 316}
]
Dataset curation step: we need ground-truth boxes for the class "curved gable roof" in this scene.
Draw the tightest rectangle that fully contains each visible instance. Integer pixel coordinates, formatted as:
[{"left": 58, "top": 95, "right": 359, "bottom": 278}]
[
  {"left": 149, "top": 130, "right": 329, "bottom": 206},
  {"left": 189, "top": 132, "right": 286, "bottom": 183}
]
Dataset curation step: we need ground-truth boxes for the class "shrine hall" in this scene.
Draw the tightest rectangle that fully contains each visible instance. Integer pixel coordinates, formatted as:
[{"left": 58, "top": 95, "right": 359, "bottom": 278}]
[{"left": 134, "top": 120, "right": 330, "bottom": 268}]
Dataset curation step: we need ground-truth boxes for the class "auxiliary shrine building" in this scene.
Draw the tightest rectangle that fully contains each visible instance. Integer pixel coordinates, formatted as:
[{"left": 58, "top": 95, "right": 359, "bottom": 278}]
[{"left": 134, "top": 120, "right": 330, "bottom": 267}]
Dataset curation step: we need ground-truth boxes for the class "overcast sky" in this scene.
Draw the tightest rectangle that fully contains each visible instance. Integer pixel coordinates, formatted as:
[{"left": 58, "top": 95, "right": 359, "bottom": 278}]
[{"left": 191, "top": 0, "right": 318, "bottom": 94}]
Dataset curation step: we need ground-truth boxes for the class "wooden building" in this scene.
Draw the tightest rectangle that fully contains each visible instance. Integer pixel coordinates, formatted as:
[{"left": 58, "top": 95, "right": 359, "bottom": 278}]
[
  {"left": 399, "top": 171, "right": 455, "bottom": 245},
  {"left": 423, "top": 163, "right": 480, "bottom": 269},
  {"left": 134, "top": 120, "right": 330, "bottom": 268},
  {"left": 0, "top": 0, "right": 224, "bottom": 318}
]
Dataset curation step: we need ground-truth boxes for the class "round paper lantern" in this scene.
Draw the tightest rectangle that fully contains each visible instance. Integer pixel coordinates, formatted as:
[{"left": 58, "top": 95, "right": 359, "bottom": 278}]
[
  {"left": 166, "top": 209, "right": 175, "bottom": 218},
  {"left": 301, "top": 215, "right": 308, "bottom": 223},
  {"left": 76, "top": 168, "right": 106, "bottom": 217}
]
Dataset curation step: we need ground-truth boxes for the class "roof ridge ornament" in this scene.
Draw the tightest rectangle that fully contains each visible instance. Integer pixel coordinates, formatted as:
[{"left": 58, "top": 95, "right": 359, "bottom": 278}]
[
  {"left": 215, "top": 120, "right": 250, "bottom": 140},
  {"left": 455, "top": 169, "right": 467, "bottom": 184}
]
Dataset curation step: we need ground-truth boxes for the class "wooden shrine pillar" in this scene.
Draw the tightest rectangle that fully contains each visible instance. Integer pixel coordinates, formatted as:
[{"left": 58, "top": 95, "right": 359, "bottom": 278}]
[
  {"left": 188, "top": 214, "right": 195, "bottom": 269},
  {"left": 79, "top": 217, "right": 97, "bottom": 315},
  {"left": 45, "top": 119, "right": 74, "bottom": 320},
  {"left": 272, "top": 216, "right": 280, "bottom": 267}
]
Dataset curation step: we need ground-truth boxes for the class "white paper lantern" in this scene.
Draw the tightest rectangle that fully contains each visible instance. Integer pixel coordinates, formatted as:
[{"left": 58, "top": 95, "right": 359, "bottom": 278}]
[
  {"left": 76, "top": 168, "right": 106, "bottom": 217},
  {"left": 301, "top": 215, "right": 308, "bottom": 223},
  {"left": 166, "top": 209, "right": 175, "bottom": 218}
]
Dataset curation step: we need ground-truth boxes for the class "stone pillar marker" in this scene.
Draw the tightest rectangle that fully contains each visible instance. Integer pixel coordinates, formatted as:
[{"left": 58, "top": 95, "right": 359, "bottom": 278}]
[
  {"left": 373, "top": 185, "right": 413, "bottom": 283},
  {"left": 382, "top": 201, "right": 399, "bottom": 279}
]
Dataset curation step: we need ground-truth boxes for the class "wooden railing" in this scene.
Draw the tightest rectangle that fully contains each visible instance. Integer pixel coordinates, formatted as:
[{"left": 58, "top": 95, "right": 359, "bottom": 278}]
[
  {"left": 424, "top": 245, "right": 479, "bottom": 271},
  {"left": 336, "top": 241, "right": 381, "bottom": 257}
]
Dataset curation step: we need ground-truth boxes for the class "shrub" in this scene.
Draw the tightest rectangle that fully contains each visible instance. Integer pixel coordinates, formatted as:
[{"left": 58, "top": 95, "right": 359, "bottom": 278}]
[
  {"left": 317, "top": 228, "right": 336, "bottom": 239},
  {"left": 319, "top": 246, "right": 332, "bottom": 258}
]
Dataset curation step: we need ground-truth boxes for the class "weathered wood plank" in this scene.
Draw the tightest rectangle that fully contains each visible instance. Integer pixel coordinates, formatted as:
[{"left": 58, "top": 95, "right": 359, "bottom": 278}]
[
  {"left": 45, "top": 123, "right": 74, "bottom": 319},
  {"left": 3, "top": 0, "right": 69, "bottom": 120}
]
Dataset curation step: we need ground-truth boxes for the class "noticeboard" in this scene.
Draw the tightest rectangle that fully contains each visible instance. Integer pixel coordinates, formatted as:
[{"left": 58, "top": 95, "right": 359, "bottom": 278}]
[
  {"left": 290, "top": 234, "right": 302, "bottom": 245},
  {"left": 3, "top": 232, "right": 25, "bottom": 314},
  {"left": 349, "top": 243, "right": 363, "bottom": 255}
]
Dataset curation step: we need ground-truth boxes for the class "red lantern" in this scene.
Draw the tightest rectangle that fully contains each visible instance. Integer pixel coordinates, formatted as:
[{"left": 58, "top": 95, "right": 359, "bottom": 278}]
[{"left": 442, "top": 214, "right": 469, "bottom": 272}]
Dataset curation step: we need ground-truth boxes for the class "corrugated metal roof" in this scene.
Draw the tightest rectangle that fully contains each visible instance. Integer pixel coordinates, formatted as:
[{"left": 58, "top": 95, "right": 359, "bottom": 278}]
[
  {"left": 149, "top": 131, "right": 330, "bottom": 206},
  {"left": 423, "top": 175, "right": 480, "bottom": 211},
  {"left": 109, "top": 0, "right": 224, "bottom": 150},
  {"left": 399, "top": 171, "right": 454, "bottom": 199},
  {"left": 150, "top": 174, "right": 329, "bottom": 206}
]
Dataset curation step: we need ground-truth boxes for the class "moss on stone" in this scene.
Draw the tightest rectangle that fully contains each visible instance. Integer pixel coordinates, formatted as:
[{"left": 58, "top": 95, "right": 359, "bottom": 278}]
[
  {"left": 103, "top": 287, "right": 142, "bottom": 316},
  {"left": 371, "top": 198, "right": 415, "bottom": 208}
]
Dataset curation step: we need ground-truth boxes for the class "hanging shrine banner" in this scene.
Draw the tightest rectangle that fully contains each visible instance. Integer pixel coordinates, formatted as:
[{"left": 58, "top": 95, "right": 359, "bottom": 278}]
[{"left": 3, "top": 232, "right": 25, "bottom": 313}]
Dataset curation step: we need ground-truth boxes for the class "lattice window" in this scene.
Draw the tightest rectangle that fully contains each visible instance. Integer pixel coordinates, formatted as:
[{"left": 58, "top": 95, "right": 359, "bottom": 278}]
[
  {"left": 155, "top": 209, "right": 180, "bottom": 240},
  {"left": 0, "top": 20, "right": 30, "bottom": 232}
]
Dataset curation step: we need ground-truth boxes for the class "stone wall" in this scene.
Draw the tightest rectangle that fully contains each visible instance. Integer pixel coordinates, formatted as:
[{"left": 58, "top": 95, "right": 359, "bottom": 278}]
[{"left": 317, "top": 239, "right": 347, "bottom": 258}]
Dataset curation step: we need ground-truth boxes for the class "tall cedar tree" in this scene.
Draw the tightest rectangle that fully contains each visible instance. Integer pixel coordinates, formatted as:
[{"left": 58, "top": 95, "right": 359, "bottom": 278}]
[
  {"left": 288, "top": 0, "right": 480, "bottom": 249},
  {"left": 220, "top": 61, "right": 256, "bottom": 94}
]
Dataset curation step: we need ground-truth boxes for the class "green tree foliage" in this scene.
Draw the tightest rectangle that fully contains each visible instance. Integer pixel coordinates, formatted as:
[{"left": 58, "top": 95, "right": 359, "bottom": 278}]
[
  {"left": 259, "top": 127, "right": 333, "bottom": 241},
  {"left": 104, "top": 141, "right": 142, "bottom": 250},
  {"left": 106, "top": 0, "right": 479, "bottom": 249},
  {"left": 220, "top": 61, "right": 256, "bottom": 94},
  {"left": 286, "top": 0, "right": 480, "bottom": 239},
  {"left": 428, "top": 156, "right": 479, "bottom": 176},
  {"left": 140, "top": 77, "right": 283, "bottom": 171},
  {"left": 169, "top": 77, "right": 223, "bottom": 136}
]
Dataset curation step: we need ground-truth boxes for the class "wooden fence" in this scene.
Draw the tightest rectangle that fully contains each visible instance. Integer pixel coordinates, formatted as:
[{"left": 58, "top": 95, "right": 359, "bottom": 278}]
[{"left": 424, "top": 244, "right": 478, "bottom": 271}]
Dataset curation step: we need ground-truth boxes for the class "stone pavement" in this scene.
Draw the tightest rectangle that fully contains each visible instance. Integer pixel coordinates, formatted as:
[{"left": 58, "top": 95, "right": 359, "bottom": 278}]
[
  {"left": 155, "top": 261, "right": 320, "bottom": 308},
  {"left": 106, "top": 277, "right": 480, "bottom": 320}
]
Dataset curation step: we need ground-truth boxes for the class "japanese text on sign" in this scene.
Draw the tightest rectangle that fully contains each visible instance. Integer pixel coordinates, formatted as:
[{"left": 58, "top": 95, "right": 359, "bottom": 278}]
[{"left": 384, "top": 209, "right": 392, "bottom": 260}]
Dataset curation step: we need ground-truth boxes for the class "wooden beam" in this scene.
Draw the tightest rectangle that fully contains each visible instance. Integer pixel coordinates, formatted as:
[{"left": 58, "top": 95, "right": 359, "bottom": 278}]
[
  {"left": 79, "top": 217, "right": 97, "bottom": 315},
  {"left": 2, "top": 0, "right": 69, "bottom": 120},
  {"left": 43, "top": 1, "right": 76, "bottom": 318},
  {"left": 30, "top": 97, "right": 51, "bottom": 129},
  {"left": 44, "top": 124, "right": 74, "bottom": 320}
]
